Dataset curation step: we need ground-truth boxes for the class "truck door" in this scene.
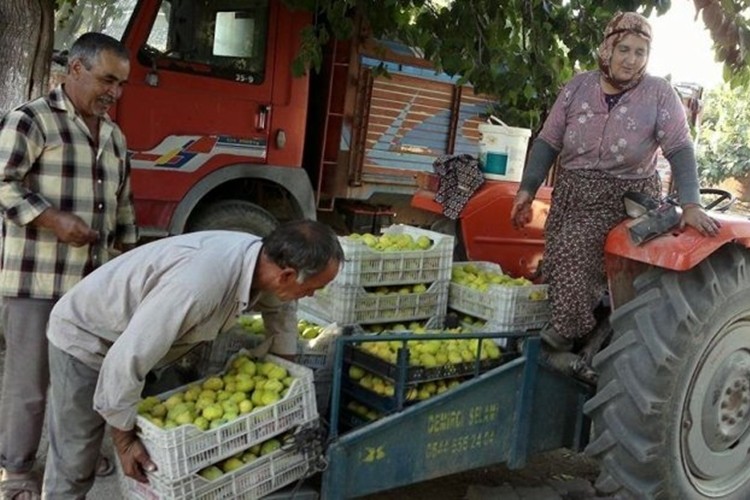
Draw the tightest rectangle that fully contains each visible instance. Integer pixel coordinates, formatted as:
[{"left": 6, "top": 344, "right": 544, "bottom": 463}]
[{"left": 118, "top": 0, "right": 276, "bottom": 156}]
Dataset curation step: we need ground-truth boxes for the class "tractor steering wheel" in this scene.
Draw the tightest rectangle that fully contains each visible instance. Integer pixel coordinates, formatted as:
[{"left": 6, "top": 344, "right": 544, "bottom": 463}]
[{"left": 699, "top": 188, "right": 735, "bottom": 213}]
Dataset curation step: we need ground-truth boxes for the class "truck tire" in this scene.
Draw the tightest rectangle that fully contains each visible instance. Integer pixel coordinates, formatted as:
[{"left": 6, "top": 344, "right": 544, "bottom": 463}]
[
  {"left": 584, "top": 243, "right": 750, "bottom": 499},
  {"left": 187, "top": 200, "right": 278, "bottom": 237}
]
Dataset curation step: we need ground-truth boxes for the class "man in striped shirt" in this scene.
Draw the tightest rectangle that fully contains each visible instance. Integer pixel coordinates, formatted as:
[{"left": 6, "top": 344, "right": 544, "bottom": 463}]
[{"left": 0, "top": 32, "right": 137, "bottom": 499}]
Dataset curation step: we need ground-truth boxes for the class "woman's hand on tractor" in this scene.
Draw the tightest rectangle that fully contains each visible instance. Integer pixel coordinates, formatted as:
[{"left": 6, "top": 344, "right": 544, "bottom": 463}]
[
  {"left": 511, "top": 190, "right": 534, "bottom": 229},
  {"left": 680, "top": 204, "right": 721, "bottom": 236}
]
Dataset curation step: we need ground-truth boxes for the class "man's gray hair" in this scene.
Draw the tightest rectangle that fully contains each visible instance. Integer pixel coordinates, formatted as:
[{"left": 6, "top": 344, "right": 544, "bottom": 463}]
[
  {"left": 68, "top": 32, "right": 129, "bottom": 71},
  {"left": 263, "top": 220, "right": 344, "bottom": 282}
]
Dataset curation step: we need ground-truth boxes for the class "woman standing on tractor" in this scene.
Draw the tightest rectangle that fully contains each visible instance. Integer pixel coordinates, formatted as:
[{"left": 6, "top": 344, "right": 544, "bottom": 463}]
[{"left": 510, "top": 11, "right": 719, "bottom": 363}]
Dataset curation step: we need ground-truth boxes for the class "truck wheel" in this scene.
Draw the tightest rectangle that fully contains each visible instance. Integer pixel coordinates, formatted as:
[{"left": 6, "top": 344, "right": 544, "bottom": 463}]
[
  {"left": 584, "top": 244, "right": 750, "bottom": 499},
  {"left": 187, "top": 200, "right": 278, "bottom": 237}
]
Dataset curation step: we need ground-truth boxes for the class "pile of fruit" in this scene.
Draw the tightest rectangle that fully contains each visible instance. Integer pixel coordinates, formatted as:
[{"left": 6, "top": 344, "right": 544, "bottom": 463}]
[
  {"left": 346, "top": 232, "right": 433, "bottom": 251},
  {"left": 451, "top": 263, "right": 546, "bottom": 301},
  {"left": 345, "top": 400, "right": 381, "bottom": 422},
  {"left": 452, "top": 263, "right": 532, "bottom": 290},
  {"left": 348, "top": 365, "right": 463, "bottom": 401},
  {"left": 236, "top": 315, "right": 328, "bottom": 341},
  {"left": 356, "top": 332, "right": 502, "bottom": 368},
  {"left": 197, "top": 435, "right": 284, "bottom": 480},
  {"left": 137, "top": 355, "right": 294, "bottom": 430}
]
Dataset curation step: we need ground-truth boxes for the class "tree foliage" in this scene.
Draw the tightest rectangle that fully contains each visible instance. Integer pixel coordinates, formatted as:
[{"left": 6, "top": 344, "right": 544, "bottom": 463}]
[
  {"left": 696, "top": 84, "right": 750, "bottom": 185},
  {"left": 284, "top": 0, "right": 750, "bottom": 129}
]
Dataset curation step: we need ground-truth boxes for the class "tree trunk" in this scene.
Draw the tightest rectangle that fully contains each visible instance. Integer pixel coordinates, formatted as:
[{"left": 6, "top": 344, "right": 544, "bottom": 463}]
[{"left": 0, "top": 0, "right": 55, "bottom": 115}]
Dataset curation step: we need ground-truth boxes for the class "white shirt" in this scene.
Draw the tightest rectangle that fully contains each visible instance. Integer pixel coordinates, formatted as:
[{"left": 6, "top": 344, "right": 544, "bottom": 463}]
[{"left": 47, "top": 230, "right": 297, "bottom": 430}]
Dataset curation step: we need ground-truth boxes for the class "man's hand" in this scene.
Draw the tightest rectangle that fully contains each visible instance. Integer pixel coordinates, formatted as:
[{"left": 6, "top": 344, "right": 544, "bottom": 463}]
[
  {"left": 510, "top": 190, "right": 534, "bottom": 230},
  {"left": 33, "top": 208, "right": 98, "bottom": 246},
  {"left": 680, "top": 204, "right": 721, "bottom": 237},
  {"left": 111, "top": 427, "right": 156, "bottom": 483}
]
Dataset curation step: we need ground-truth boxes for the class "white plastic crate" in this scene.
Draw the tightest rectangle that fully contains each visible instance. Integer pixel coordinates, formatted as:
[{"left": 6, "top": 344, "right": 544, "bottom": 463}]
[
  {"left": 334, "top": 225, "right": 453, "bottom": 287},
  {"left": 120, "top": 446, "right": 309, "bottom": 500},
  {"left": 449, "top": 262, "right": 549, "bottom": 331},
  {"left": 202, "top": 325, "right": 265, "bottom": 374},
  {"left": 299, "top": 280, "right": 449, "bottom": 325},
  {"left": 296, "top": 311, "right": 341, "bottom": 371},
  {"left": 136, "top": 354, "right": 317, "bottom": 482}
]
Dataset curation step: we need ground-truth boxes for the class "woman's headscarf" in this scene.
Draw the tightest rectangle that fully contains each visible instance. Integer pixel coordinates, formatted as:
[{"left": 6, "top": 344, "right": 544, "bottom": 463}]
[{"left": 597, "top": 11, "right": 652, "bottom": 92}]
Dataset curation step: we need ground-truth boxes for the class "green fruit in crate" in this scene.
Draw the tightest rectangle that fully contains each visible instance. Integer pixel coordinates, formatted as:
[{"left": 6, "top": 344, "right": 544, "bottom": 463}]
[
  {"left": 261, "top": 391, "right": 281, "bottom": 406},
  {"left": 223, "top": 412, "right": 239, "bottom": 422},
  {"left": 260, "top": 439, "right": 281, "bottom": 456},
  {"left": 221, "top": 401, "right": 239, "bottom": 415},
  {"left": 202, "top": 404, "right": 224, "bottom": 421},
  {"left": 138, "top": 396, "right": 160, "bottom": 415},
  {"left": 348, "top": 365, "right": 365, "bottom": 380},
  {"left": 149, "top": 403, "right": 167, "bottom": 419},
  {"left": 301, "top": 325, "right": 321, "bottom": 339},
  {"left": 229, "top": 391, "right": 247, "bottom": 404},
  {"left": 235, "top": 376, "right": 255, "bottom": 393},
  {"left": 416, "top": 235, "right": 432, "bottom": 249},
  {"left": 183, "top": 387, "right": 200, "bottom": 402},
  {"left": 202, "top": 377, "right": 224, "bottom": 391},
  {"left": 530, "top": 289, "right": 546, "bottom": 301},
  {"left": 164, "top": 420, "right": 178, "bottom": 430},
  {"left": 195, "top": 398, "right": 214, "bottom": 411},
  {"left": 238, "top": 399, "right": 254, "bottom": 414},
  {"left": 231, "top": 355, "right": 252, "bottom": 370},
  {"left": 209, "top": 418, "right": 228, "bottom": 429},
  {"left": 194, "top": 416, "right": 210, "bottom": 431},
  {"left": 282, "top": 376, "right": 295, "bottom": 387},
  {"left": 447, "top": 351, "right": 463, "bottom": 364},
  {"left": 238, "top": 360, "right": 257, "bottom": 376},
  {"left": 163, "top": 394, "right": 184, "bottom": 410},
  {"left": 251, "top": 389, "right": 265, "bottom": 406},
  {"left": 483, "top": 340, "right": 502, "bottom": 360},
  {"left": 148, "top": 417, "right": 165, "bottom": 428},
  {"left": 264, "top": 379, "right": 284, "bottom": 394},
  {"left": 221, "top": 457, "right": 245, "bottom": 473},
  {"left": 267, "top": 365, "right": 288, "bottom": 380},
  {"left": 241, "top": 452, "right": 258, "bottom": 463},
  {"left": 198, "top": 389, "right": 217, "bottom": 401},
  {"left": 175, "top": 411, "right": 195, "bottom": 426},
  {"left": 199, "top": 465, "right": 224, "bottom": 481},
  {"left": 167, "top": 402, "right": 191, "bottom": 421},
  {"left": 216, "top": 390, "right": 231, "bottom": 402}
]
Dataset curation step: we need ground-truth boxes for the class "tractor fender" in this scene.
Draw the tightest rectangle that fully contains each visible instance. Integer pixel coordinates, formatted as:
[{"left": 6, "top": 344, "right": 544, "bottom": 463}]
[{"left": 605, "top": 212, "right": 750, "bottom": 272}]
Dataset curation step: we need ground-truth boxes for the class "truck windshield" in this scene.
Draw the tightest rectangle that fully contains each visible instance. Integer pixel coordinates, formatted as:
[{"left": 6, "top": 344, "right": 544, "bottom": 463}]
[{"left": 142, "top": 0, "right": 269, "bottom": 84}]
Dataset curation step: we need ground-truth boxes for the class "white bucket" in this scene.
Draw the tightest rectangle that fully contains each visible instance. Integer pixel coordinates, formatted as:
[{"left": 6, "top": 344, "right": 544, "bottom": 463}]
[{"left": 478, "top": 121, "right": 531, "bottom": 182}]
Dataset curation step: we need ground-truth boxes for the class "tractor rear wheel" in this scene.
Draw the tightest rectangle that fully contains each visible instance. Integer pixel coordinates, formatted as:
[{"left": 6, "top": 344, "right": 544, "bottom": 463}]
[
  {"left": 584, "top": 244, "right": 750, "bottom": 499},
  {"left": 187, "top": 199, "right": 278, "bottom": 237}
]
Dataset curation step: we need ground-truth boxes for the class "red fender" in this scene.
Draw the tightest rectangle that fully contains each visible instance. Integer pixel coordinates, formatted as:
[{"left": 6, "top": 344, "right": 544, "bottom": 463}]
[{"left": 605, "top": 212, "right": 750, "bottom": 271}]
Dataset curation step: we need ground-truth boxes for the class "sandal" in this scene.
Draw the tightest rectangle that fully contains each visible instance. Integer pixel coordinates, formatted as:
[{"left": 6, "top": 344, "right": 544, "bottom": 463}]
[
  {"left": 0, "top": 475, "right": 41, "bottom": 500},
  {"left": 95, "top": 455, "right": 115, "bottom": 478}
]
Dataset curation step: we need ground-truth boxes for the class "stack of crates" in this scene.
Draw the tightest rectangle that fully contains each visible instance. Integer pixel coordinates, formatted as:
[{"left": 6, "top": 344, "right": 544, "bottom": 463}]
[
  {"left": 448, "top": 261, "right": 550, "bottom": 333},
  {"left": 118, "top": 353, "right": 318, "bottom": 500},
  {"left": 299, "top": 224, "right": 453, "bottom": 326}
]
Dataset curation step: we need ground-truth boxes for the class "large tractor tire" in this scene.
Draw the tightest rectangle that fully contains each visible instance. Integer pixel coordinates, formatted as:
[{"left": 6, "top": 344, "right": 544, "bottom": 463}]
[
  {"left": 187, "top": 199, "right": 278, "bottom": 237},
  {"left": 584, "top": 244, "right": 750, "bottom": 499}
]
